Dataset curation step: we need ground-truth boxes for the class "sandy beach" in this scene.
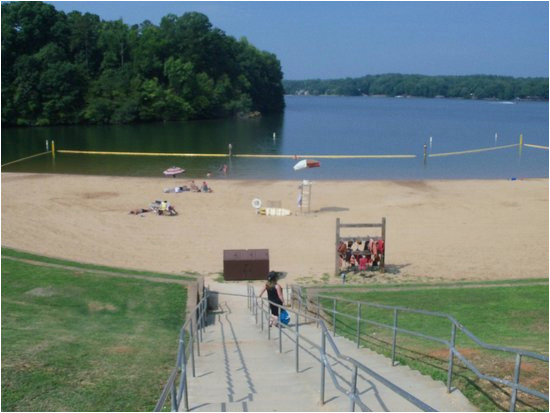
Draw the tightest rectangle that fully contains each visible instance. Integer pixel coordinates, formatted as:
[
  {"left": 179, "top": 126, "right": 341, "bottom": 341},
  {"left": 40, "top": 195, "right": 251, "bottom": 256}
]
[{"left": 1, "top": 173, "right": 548, "bottom": 284}]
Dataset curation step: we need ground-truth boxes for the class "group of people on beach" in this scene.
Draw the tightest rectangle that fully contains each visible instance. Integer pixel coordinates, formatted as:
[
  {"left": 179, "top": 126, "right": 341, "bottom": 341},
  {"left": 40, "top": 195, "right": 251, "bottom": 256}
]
[
  {"left": 129, "top": 200, "right": 177, "bottom": 216},
  {"left": 128, "top": 162, "right": 223, "bottom": 217},
  {"left": 337, "top": 238, "right": 384, "bottom": 272},
  {"left": 130, "top": 180, "right": 214, "bottom": 216},
  {"left": 164, "top": 180, "right": 213, "bottom": 193}
]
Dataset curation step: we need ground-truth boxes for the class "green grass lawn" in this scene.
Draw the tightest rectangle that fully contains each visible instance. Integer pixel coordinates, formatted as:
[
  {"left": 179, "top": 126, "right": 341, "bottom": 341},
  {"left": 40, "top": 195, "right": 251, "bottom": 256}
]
[
  {"left": 1, "top": 255, "right": 188, "bottom": 411},
  {"left": 2, "top": 247, "right": 199, "bottom": 281},
  {"left": 314, "top": 280, "right": 549, "bottom": 412}
]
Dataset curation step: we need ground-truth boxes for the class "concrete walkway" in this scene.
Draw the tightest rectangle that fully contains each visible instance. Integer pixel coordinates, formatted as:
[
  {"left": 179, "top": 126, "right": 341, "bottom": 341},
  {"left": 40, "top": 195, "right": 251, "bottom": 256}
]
[{"left": 185, "top": 281, "right": 476, "bottom": 412}]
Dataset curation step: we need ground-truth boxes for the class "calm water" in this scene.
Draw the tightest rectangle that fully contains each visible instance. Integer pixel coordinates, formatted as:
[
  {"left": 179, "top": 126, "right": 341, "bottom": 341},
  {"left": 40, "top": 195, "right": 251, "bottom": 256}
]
[{"left": 2, "top": 96, "right": 548, "bottom": 180}]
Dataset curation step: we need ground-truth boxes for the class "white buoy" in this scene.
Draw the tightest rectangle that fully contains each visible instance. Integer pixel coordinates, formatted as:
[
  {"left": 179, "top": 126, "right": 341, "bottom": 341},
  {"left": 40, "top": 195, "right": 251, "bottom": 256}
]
[
  {"left": 429, "top": 136, "right": 432, "bottom": 149},
  {"left": 273, "top": 132, "right": 276, "bottom": 140},
  {"left": 495, "top": 133, "right": 498, "bottom": 144},
  {"left": 45, "top": 140, "right": 49, "bottom": 151},
  {"left": 251, "top": 198, "right": 262, "bottom": 213}
]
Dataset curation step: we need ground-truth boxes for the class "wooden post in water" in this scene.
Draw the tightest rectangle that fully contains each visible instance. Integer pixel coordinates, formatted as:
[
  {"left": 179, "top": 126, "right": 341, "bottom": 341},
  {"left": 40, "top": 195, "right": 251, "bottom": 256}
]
[
  {"left": 52, "top": 141, "right": 55, "bottom": 159},
  {"left": 423, "top": 144, "right": 427, "bottom": 165},
  {"left": 518, "top": 133, "right": 523, "bottom": 158}
]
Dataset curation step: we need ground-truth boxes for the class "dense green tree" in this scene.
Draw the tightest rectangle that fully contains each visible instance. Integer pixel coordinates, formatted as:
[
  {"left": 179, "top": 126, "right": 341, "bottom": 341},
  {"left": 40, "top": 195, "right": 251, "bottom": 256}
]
[
  {"left": 138, "top": 77, "right": 166, "bottom": 121},
  {"left": 130, "top": 21, "right": 165, "bottom": 80},
  {"left": 2, "top": 2, "right": 285, "bottom": 126},
  {"left": 66, "top": 11, "right": 101, "bottom": 75}
]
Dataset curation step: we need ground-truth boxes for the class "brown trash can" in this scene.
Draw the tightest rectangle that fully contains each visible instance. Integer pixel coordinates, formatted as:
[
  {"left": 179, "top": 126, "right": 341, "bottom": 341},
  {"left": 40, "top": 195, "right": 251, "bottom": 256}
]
[{"left": 223, "top": 249, "right": 269, "bottom": 281}]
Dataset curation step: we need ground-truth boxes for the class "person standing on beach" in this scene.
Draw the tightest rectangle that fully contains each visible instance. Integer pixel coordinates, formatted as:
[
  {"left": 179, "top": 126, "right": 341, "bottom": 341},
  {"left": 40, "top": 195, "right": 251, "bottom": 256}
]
[{"left": 259, "top": 271, "right": 284, "bottom": 327}]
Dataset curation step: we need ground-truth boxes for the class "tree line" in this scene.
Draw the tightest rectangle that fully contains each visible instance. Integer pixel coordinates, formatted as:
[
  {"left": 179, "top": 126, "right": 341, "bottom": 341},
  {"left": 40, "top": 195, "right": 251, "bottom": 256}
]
[
  {"left": 283, "top": 73, "right": 548, "bottom": 101},
  {"left": 1, "top": 1, "right": 285, "bottom": 127}
]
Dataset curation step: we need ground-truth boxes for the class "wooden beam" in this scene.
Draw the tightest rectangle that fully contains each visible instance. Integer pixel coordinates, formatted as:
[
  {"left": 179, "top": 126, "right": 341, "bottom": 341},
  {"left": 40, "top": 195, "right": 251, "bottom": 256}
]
[{"left": 338, "top": 223, "right": 383, "bottom": 228}]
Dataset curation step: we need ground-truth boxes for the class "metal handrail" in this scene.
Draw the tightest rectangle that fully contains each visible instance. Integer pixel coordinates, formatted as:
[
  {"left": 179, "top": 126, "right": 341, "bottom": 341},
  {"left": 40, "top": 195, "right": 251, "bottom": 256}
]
[
  {"left": 248, "top": 285, "right": 436, "bottom": 412},
  {"left": 154, "top": 288, "right": 209, "bottom": 412},
  {"left": 313, "top": 292, "right": 549, "bottom": 411}
]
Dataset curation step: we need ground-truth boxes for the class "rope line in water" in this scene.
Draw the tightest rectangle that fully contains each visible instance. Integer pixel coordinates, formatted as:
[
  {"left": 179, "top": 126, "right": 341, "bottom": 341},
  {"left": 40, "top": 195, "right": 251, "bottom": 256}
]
[
  {"left": 428, "top": 143, "right": 519, "bottom": 158},
  {"left": 57, "top": 149, "right": 416, "bottom": 159},
  {"left": 9, "top": 142, "right": 541, "bottom": 166},
  {"left": 58, "top": 150, "right": 228, "bottom": 157},
  {"left": 524, "top": 144, "right": 549, "bottom": 150},
  {"left": 235, "top": 154, "right": 416, "bottom": 159},
  {"left": 1, "top": 150, "right": 51, "bottom": 168}
]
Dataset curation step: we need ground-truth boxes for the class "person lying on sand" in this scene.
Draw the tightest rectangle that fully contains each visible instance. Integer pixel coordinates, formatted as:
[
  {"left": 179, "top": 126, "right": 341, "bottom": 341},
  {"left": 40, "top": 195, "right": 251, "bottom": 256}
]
[
  {"left": 164, "top": 186, "right": 190, "bottom": 193},
  {"left": 129, "top": 208, "right": 152, "bottom": 215}
]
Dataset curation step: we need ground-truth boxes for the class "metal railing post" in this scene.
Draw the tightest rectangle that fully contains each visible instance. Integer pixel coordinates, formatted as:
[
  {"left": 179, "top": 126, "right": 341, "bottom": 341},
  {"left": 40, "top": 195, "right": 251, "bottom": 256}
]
[
  {"left": 279, "top": 316, "right": 283, "bottom": 353},
  {"left": 333, "top": 298, "right": 337, "bottom": 336},
  {"left": 510, "top": 353, "right": 522, "bottom": 412},
  {"left": 268, "top": 308, "right": 272, "bottom": 340},
  {"left": 356, "top": 303, "right": 362, "bottom": 348},
  {"left": 320, "top": 332, "right": 326, "bottom": 405},
  {"left": 190, "top": 326, "right": 196, "bottom": 378},
  {"left": 202, "top": 296, "right": 206, "bottom": 332},
  {"left": 447, "top": 323, "right": 456, "bottom": 392},
  {"left": 195, "top": 310, "right": 201, "bottom": 357},
  {"left": 201, "top": 303, "right": 202, "bottom": 343},
  {"left": 179, "top": 332, "right": 189, "bottom": 412},
  {"left": 176, "top": 329, "right": 184, "bottom": 367},
  {"left": 349, "top": 365, "right": 358, "bottom": 411},
  {"left": 170, "top": 383, "right": 177, "bottom": 412},
  {"left": 391, "top": 308, "right": 398, "bottom": 366},
  {"left": 286, "top": 285, "right": 289, "bottom": 304},
  {"left": 261, "top": 300, "right": 264, "bottom": 331},
  {"left": 295, "top": 313, "right": 300, "bottom": 373},
  {"left": 317, "top": 295, "right": 321, "bottom": 327}
]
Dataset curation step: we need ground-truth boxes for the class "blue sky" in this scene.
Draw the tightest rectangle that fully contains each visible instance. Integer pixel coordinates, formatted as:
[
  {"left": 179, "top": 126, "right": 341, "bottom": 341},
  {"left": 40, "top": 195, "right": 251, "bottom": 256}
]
[{"left": 46, "top": 1, "right": 549, "bottom": 80}]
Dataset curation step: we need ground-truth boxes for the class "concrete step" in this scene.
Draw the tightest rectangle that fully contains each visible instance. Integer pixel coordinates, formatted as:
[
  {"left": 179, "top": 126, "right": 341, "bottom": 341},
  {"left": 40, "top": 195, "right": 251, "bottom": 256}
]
[
  {"left": 190, "top": 397, "right": 328, "bottom": 412},
  {"left": 182, "top": 282, "right": 476, "bottom": 412}
]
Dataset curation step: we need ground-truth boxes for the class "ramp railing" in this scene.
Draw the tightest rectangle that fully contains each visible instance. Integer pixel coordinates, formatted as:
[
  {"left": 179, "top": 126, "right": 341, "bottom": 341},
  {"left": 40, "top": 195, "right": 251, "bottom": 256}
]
[
  {"left": 247, "top": 285, "right": 436, "bottom": 412},
  {"left": 306, "top": 291, "right": 548, "bottom": 412},
  {"left": 154, "top": 288, "right": 209, "bottom": 412}
]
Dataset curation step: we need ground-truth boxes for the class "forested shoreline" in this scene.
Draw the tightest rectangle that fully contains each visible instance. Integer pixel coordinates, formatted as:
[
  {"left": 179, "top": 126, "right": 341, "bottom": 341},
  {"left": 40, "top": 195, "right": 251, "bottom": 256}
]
[
  {"left": 3, "top": 2, "right": 547, "bottom": 128},
  {"left": 1, "top": 1, "right": 285, "bottom": 127},
  {"left": 283, "top": 74, "right": 548, "bottom": 101}
]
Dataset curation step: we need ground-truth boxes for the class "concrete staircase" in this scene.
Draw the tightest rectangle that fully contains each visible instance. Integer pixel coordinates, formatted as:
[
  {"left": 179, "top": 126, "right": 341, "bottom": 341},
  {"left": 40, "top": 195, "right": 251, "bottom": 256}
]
[{"left": 185, "top": 282, "right": 476, "bottom": 412}]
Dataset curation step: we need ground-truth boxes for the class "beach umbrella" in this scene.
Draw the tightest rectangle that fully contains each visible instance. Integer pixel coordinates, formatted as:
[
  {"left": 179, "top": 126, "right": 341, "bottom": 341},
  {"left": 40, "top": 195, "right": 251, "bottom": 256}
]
[
  {"left": 293, "top": 159, "right": 321, "bottom": 171},
  {"left": 163, "top": 166, "right": 185, "bottom": 177}
]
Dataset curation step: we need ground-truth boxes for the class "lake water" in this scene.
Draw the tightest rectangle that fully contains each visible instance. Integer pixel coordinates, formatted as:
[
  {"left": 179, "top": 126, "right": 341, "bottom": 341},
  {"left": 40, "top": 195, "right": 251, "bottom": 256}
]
[{"left": 2, "top": 96, "right": 548, "bottom": 180}]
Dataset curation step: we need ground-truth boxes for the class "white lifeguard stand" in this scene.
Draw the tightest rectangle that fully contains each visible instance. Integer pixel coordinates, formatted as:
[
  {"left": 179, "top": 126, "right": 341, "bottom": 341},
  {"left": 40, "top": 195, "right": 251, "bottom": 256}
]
[{"left": 299, "top": 180, "right": 312, "bottom": 213}]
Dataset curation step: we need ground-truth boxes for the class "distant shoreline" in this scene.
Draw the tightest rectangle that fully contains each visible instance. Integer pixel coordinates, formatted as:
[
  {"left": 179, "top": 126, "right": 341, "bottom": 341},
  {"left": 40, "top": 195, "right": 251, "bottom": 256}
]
[
  {"left": 284, "top": 93, "right": 548, "bottom": 102},
  {"left": 283, "top": 73, "right": 549, "bottom": 101}
]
